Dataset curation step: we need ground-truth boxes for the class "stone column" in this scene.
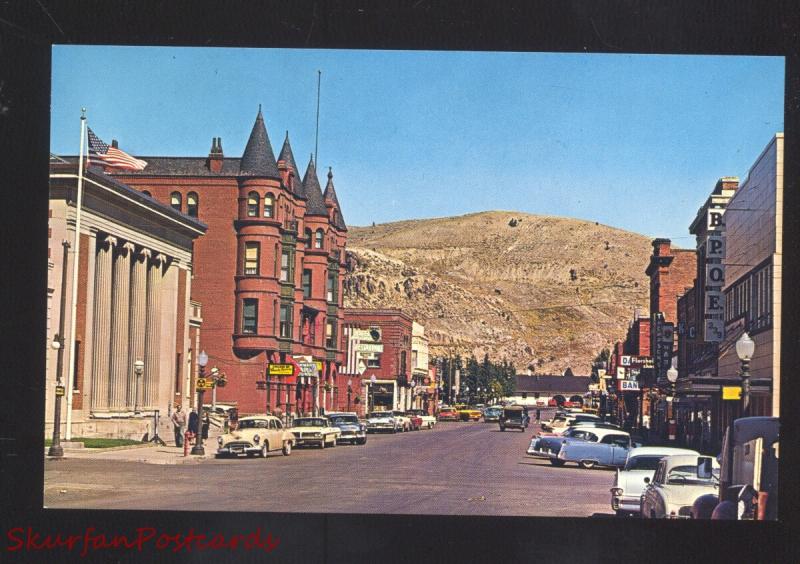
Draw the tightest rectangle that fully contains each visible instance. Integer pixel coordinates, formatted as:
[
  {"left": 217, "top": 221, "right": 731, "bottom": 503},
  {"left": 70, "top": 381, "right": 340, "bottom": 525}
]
[
  {"left": 90, "top": 235, "right": 115, "bottom": 412},
  {"left": 127, "top": 247, "right": 148, "bottom": 411},
  {"left": 108, "top": 241, "right": 134, "bottom": 412},
  {"left": 143, "top": 253, "right": 165, "bottom": 410}
]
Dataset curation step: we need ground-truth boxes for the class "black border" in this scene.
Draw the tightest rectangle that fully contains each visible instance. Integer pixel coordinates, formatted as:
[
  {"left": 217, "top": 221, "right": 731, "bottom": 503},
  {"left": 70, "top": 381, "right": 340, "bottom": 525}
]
[{"left": 2, "top": 1, "right": 799, "bottom": 562}]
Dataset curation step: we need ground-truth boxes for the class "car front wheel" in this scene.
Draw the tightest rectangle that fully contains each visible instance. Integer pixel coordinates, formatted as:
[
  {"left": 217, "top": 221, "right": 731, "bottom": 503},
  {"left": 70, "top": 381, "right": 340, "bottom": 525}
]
[
  {"left": 282, "top": 441, "right": 292, "bottom": 456},
  {"left": 319, "top": 439, "right": 326, "bottom": 449},
  {"left": 579, "top": 460, "right": 596, "bottom": 469},
  {"left": 261, "top": 444, "right": 269, "bottom": 458}
]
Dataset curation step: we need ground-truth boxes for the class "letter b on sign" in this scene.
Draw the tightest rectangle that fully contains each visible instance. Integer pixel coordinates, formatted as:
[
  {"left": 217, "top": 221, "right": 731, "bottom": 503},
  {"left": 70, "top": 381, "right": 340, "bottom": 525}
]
[{"left": 707, "top": 211, "right": 724, "bottom": 230}]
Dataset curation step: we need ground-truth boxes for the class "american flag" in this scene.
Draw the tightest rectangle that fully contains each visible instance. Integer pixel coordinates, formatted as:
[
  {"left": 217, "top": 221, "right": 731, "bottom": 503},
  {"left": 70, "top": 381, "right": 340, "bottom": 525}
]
[{"left": 87, "top": 127, "right": 147, "bottom": 171}]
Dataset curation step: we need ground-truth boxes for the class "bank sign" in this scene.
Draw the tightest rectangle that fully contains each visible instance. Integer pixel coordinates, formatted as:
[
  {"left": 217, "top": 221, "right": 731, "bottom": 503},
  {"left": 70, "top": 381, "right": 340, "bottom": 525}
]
[{"left": 618, "top": 380, "right": 640, "bottom": 391}]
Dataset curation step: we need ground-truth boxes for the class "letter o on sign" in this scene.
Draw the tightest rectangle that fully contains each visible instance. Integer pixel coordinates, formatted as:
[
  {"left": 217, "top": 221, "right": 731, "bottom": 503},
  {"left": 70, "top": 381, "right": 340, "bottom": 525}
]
[{"left": 708, "top": 265, "right": 724, "bottom": 283}]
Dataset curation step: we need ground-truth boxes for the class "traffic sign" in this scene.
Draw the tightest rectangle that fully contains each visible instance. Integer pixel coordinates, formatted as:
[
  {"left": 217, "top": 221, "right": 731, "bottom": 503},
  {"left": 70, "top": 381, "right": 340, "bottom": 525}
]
[
  {"left": 55, "top": 385, "right": 65, "bottom": 397},
  {"left": 722, "top": 386, "right": 741, "bottom": 400},
  {"left": 196, "top": 378, "right": 213, "bottom": 390},
  {"left": 357, "top": 360, "right": 367, "bottom": 375}
]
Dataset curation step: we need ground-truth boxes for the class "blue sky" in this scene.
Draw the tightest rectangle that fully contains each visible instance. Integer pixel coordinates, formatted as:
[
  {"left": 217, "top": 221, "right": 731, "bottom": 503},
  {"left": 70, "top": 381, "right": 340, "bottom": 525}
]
[{"left": 51, "top": 47, "right": 784, "bottom": 242}]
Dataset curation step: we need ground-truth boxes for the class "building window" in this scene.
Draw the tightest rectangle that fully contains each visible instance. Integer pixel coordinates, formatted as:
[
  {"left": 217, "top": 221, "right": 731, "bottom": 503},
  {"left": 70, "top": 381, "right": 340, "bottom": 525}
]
[
  {"left": 315, "top": 229, "right": 324, "bottom": 249},
  {"left": 242, "top": 299, "right": 258, "bottom": 334},
  {"left": 399, "top": 351, "right": 407, "bottom": 377},
  {"left": 367, "top": 354, "right": 381, "bottom": 368},
  {"left": 187, "top": 192, "right": 198, "bottom": 217},
  {"left": 302, "top": 269, "right": 312, "bottom": 298},
  {"left": 274, "top": 243, "right": 279, "bottom": 276},
  {"left": 305, "top": 228, "right": 313, "bottom": 248},
  {"left": 244, "top": 242, "right": 260, "bottom": 275},
  {"left": 326, "top": 320, "right": 337, "bottom": 349},
  {"left": 170, "top": 192, "right": 182, "bottom": 211},
  {"left": 326, "top": 272, "right": 337, "bottom": 302},
  {"left": 279, "top": 303, "right": 293, "bottom": 338},
  {"left": 280, "top": 250, "right": 293, "bottom": 282},
  {"left": 264, "top": 194, "right": 274, "bottom": 218},
  {"left": 247, "top": 192, "right": 259, "bottom": 217}
]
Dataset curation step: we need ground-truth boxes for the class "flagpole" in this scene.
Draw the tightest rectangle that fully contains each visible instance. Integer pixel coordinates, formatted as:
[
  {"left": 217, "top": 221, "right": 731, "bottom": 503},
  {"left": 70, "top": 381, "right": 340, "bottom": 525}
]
[
  {"left": 314, "top": 70, "right": 321, "bottom": 166},
  {"left": 65, "top": 108, "right": 87, "bottom": 441}
]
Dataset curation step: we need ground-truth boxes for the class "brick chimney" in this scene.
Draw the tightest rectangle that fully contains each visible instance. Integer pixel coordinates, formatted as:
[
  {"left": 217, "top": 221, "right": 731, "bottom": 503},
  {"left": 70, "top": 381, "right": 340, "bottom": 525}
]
[
  {"left": 207, "top": 137, "right": 224, "bottom": 173},
  {"left": 652, "top": 238, "right": 672, "bottom": 257}
]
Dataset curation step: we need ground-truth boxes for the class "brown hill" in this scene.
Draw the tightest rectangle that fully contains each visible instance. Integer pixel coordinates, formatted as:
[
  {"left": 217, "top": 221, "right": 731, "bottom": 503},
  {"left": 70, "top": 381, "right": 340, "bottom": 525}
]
[{"left": 342, "top": 211, "right": 654, "bottom": 374}]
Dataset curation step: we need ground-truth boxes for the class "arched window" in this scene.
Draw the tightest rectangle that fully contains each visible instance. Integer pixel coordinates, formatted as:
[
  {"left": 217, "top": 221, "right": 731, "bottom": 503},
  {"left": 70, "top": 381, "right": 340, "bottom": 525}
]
[
  {"left": 142, "top": 190, "right": 151, "bottom": 197},
  {"left": 247, "top": 192, "right": 259, "bottom": 217},
  {"left": 315, "top": 229, "right": 324, "bottom": 249},
  {"left": 186, "top": 192, "right": 198, "bottom": 217},
  {"left": 264, "top": 194, "right": 274, "bottom": 218},
  {"left": 170, "top": 191, "right": 182, "bottom": 211},
  {"left": 305, "top": 228, "right": 313, "bottom": 248}
]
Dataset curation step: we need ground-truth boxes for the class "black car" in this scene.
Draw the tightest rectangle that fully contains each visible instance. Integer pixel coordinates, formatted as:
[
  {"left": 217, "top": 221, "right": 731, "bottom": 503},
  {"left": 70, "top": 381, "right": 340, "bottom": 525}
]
[{"left": 499, "top": 406, "right": 530, "bottom": 432}]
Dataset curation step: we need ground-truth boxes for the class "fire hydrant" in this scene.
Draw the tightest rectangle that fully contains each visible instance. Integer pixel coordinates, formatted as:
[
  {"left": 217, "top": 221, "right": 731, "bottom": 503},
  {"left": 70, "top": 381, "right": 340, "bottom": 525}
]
[{"left": 183, "top": 430, "right": 192, "bottom": 457}]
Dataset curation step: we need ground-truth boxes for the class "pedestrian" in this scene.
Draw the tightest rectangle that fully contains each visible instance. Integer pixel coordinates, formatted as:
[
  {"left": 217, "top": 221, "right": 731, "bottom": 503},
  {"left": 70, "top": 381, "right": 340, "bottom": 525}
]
[
  {"left": 229, "top": 408, "right": 239, "bottom": 431},
  {"left": 170, "top": 404, "right": 186, "bottom": 447},
  {"left": 202, "top": 413, "right": 210, "bottom": 441},
  {"left": 535, "top": 408, "right": 541, "bottom": 423},
  {"left": 188, "top": 408, "right": 199, "bottom": 442}
]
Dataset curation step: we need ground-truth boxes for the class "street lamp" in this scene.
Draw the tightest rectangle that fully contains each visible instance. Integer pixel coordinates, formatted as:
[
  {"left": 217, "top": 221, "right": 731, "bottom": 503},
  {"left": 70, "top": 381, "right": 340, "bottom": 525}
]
[
  {"left": 191, "top": 350, "right": 208, "bottom": 455},
  {"left": 736, "top": 332, "right": 755, "bottom": 416},
  {"left": 347, "top": 377, "right": 352, "bottom": 412},
  {"left": 133, "top": 359, "right": 144, "bottom": 415},
  {"left": 666, "top": 364, "right": 678, "bottom": 441},
  {"left": 410, "top": 380, "right": 416, "bottom": 410},
  {"left": 48, "top": 239, "right": 71, "bottom": 459}
]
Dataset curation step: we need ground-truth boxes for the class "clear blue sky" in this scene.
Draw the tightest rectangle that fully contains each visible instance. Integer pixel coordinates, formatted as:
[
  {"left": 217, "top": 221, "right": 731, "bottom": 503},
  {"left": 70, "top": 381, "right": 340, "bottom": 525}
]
[{"left": 51, "top": 46, "right": 783, "bottom": 242}]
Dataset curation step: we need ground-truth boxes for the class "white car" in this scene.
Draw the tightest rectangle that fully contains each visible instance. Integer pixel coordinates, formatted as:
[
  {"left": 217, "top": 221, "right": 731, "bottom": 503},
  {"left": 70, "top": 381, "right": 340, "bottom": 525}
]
[
  {"left": 610, "top": 447, "right": 699, "bottom": 516},
  {"left": 408, "top": 409, "right": 437, "bottom": 429},
  {"left": 366, "top": 411, "right": 402, "bottom": 433},
  {"left": 640, "top": 454, "right": 720, "bottom": 519},
  {"left": 391, "top": 411, "right": 413, "bottom": 432},
  {"left": 289, "top": 417, "right": 341, "bottom": 448},
  {"left": 216, "top": 415, "right": 295, "bottom": 458}
]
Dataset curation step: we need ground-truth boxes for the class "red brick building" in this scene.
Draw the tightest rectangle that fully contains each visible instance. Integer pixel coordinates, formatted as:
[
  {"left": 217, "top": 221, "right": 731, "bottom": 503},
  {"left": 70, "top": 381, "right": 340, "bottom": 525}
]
[
  {"left": 93, "top": 108, "right": 348, "bottom": 414},
  {"left": 341, "top": 309, "right": 414, "bottom": 414},
  {"left": 646, "top": 239, "right": 697, "bottom": 325}
]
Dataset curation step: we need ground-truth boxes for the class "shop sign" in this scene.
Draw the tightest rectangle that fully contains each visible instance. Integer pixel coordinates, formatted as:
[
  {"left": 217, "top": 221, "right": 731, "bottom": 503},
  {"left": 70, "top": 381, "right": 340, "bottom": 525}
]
[
  {"left": 314, "top": 361, "right": 323, "bottom": 371},
  {"left": 268, "top": 363, "right": 294, "bottom": 376},
  {"left": 620, "top": 356, "right": 631, "bottom": 367},
  {"left": 707, "top": 209, "right": 725, "bottom": 231},
  {"left": 298, "top": 362, "right": 318, "bottom": 378},
  {"left": 616, "top": 367, "right": 626, "bottom": 379},
  {"left": 618, "top": 380, "right": 640, "bottom": 391},
  {"left": 355, "top": 342, "right": 383, "bottom": 353},
  {"left": 722, "top": 386, "right": 742, "bottom": 400}
]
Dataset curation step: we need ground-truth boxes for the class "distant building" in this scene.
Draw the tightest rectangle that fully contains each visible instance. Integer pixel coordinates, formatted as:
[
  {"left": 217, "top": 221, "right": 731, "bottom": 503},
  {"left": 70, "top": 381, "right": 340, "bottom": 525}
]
[
  {"left": 504, "top": 374, "right": 591, "bottom": 406},
  {"left": 48, "top": 162, "right": 206, "bottom": 439},
  {"left": 341, "top": 308, "right": 413, "bottom": 413}
]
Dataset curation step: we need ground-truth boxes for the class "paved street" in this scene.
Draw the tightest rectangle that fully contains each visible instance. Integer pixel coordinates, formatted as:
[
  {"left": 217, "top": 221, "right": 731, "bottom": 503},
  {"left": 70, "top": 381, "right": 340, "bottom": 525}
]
[{"left": 45, "top": 419, "right": 616, "bottom": 516}]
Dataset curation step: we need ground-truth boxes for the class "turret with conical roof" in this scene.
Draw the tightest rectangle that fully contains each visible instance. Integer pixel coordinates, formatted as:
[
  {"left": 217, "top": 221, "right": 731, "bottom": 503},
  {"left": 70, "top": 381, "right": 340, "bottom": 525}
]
[
  {"left": 277, "top": 131, "right": 306, "bottom": 199},
  {"left": 303, "top": 154, "right": 328, "bottom": 216},
  {"left": 239, "top": 106, "right": 280, "bottom": 178},
  {"left": 324, "top": 167, "right": 347, "bottom": 230}
]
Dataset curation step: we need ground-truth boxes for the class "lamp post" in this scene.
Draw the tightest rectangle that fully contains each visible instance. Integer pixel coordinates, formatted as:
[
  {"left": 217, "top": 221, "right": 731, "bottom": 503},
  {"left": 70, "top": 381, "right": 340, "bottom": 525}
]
[
  {"left": 48, "top": 239, "right": 71, "bottom": 459},
  {"left": 736, "top": 332, "right": 755, "bottom": 417},
  {"left": 410, "top": 380, "right": 416, "bottom": 410},
  {"left": 133, "top": 359, "right": 144, "bottom": 415},
  {"left": 191, "top": 350, "right": 208, "bottom": 455},
  {"left": 666, "top": 364, "right": 678, "bottom": 442},
  {"left": 347, "top": 378, "right": 352, "bottom": 412},
  {"left": 369, "top": 375, "right": 377, "bottom": 413},
  {"left": 210, "top": 367, "right": 219, "bottom": 410}
]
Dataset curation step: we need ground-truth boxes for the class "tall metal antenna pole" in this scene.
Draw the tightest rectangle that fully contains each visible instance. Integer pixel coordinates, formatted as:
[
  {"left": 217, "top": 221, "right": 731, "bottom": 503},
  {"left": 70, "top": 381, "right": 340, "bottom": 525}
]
[{"left": 314, "top": 70, "right": 321, "bottom": 166}]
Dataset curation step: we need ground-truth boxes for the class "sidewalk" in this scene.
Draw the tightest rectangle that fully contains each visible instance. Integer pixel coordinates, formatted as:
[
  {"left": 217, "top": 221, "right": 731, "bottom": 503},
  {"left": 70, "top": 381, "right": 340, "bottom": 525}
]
[{"left": 46, "top": 422, "right": 226, "bottom": 465}]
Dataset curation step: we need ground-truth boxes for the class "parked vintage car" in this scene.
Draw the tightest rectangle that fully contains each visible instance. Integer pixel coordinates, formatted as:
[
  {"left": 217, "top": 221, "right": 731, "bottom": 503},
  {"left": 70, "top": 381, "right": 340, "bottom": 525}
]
[
  {"left": 707, "top": 416, "right": 779, "bottom": 521},
  {"left": 483, "top": 406, "right": 503, "bottom": 422},
  {"left": 326, "top": 412, "right": 367, "bottom": 445},
  {"left": 557, "top": 430, "right": 639, "bottom": 469},
  {"left": 542, "top": 412, "right": 600, "bottom": 433},
  {"left": 407, "top": 409, "right": 437, "bottom": 429},
  {"left": 289, "top": 417, "right": 342, "bottom": 448},
  {"left": 610, "top": 447, "right": 699, "bottom": 516},
  {"left": 499, "top": 405, "right": 529, "bottom": 431},
  {"left": 216, "top": 415, "right": 295, "bottom": 458},
  {"left": 640, "top": 454, "right": 719, "bottom": 519},
  {"left": 401, "top": 412, "right": 423, "bottom": 430},
  {"left": 537, "top": 421, "right": 622, "bottom": 438},
  {"left": 529, "top": 427, "right": 631, "bottom": 466},
  {"left": 437, "top": 407, "right": 459, "bottom": 422},
  {"left": 391, "top": 411, "right": 414, "bottom": 431},
  {"left": 457, "top": 407, "right": 483, "bottom": 421},
  {"left": 366, "top": 411, "right": 402, "bottom": 433}
]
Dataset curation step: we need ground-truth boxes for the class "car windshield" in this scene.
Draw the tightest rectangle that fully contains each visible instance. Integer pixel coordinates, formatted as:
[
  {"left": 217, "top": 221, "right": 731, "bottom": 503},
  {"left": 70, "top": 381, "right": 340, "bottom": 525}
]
[
  {"left": 667, "top": 464, "right": 718, "bottom": 485},
  {"left": 293, "top": 418, "right": 327, "bottom": 427},
  {"left": 330, "top": 416, "right": 358, "bottom": 424},
  {"left": 238, "top": 419, "right": 269, "bottom": 429},
  {"left": 625, "top": 456, "right": 663, "bottom": 471}
]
